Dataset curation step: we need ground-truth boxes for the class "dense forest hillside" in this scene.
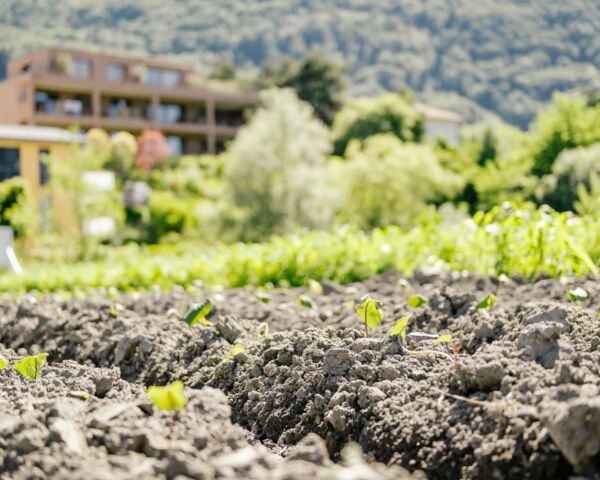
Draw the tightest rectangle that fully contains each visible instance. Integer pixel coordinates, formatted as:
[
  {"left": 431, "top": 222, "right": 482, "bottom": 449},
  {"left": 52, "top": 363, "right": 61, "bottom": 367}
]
[{"left": 1, "top": 0, "right": 600, "bottom": 127}]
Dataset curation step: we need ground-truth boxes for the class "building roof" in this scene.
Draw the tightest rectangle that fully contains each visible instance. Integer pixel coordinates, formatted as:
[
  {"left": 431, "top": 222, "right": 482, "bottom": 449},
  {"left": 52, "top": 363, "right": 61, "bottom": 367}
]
[
  {"left": 416, "top": 103, "right": 464, "bottom": 124},
  {"left": 0, "top": 125, "right": 84, "bottom": 144}
]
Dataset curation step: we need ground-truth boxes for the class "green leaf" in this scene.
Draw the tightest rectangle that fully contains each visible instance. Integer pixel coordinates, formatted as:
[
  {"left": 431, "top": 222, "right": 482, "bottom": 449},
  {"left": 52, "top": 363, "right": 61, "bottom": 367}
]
[
  {"left": 255, "top": 292, "right": 271, "bottom": 304},
  {"left": 0, "top": 354, "right": 7, "bottom": 369},
  {"left": 476, "top": 293, "right": 497, "bottom": 310},
  {"left": 567, "top": 287, "right": 589, "bottom": 302},
  {"left": 390, "top": 317, "right": 409, "bottom": 340},
  {"left": 231, "top": 343, "right": 245, "bottom": 356},
  {"left": 15, "top": 353, "right": 48, "bottom": 381},
  {"left": 69, "top": 391, "right": 91, "bottom": 401},
  {"left": 433, "top": 334, "right": 453, "bottom": 343},
  {"left": 356, "top": 294, "right": 384, "bottom": 332},
  {"left": 308, "top": 279, "right": 323, "bottom": 293},
  {"left": 185, "top": 300, "right": 212, "bottom": 327},
  {"left": 147, "top": 381, "right": 186, "bottom": 411},
  {"left": 298, "top": 295, "right": 315, "bottom": 309},
  {"left": 407, "top": 294, "right": 427, "bottom": 308}
]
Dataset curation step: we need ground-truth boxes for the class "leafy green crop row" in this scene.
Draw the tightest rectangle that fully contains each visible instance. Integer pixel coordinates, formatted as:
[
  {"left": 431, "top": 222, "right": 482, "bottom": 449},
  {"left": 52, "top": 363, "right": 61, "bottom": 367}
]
[{"left": 2, "top": 204, "right": 600, "bottom": 293}]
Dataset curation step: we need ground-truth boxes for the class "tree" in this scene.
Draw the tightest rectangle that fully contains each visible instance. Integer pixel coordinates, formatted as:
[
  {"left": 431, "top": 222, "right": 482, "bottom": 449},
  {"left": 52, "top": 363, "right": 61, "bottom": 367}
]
[
  {"left": 209, "top": 61, "right": 237, "bottom": 80},
  {"left": 136, "top": 130, "right": 172, "bottom": 171},
  {"left": 331, "top": 93, "right": 425, "bottom": 156},
  {"left": 225, "top": 88, "right": 332, "bottom": 240},
  {"left": 257, "top": 52, "right": 345, "bottom": 125},
  {"left": 333, "top": 134, "right": 462, "bottom": 229},
  {"left": 529, "top": 95, "right": 600, "bottom": 176}
]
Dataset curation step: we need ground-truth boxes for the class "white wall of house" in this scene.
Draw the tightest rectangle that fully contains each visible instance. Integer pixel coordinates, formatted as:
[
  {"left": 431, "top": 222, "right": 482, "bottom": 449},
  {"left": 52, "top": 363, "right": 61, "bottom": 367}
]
[{"left": 424, "top": 119, "right": 461, "bottom": 146}]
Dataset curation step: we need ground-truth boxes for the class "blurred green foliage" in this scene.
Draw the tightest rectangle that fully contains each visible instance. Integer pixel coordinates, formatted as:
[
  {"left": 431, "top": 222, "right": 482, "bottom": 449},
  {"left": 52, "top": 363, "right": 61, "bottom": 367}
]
[
  {"left": 332, "top": 93, "right": 425, "bottom": 156},
  {"left": 333, "top": 134, "right": 461, "bottom": 229},
  {"left": 0, "top": 178, "right": 39, "bottom": 239},
  {"left": 225, "top": 88, "right": 333, "bottom": 240},
  {"left": 4, "top": 203, "right": 600, "bottom": 293}
]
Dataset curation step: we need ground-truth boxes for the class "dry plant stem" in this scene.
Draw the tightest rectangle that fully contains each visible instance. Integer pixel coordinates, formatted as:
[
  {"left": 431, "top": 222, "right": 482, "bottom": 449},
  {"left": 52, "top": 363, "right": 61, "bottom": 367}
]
[{"left": 429, "top": 386, "right": 491, "bottom": 407}]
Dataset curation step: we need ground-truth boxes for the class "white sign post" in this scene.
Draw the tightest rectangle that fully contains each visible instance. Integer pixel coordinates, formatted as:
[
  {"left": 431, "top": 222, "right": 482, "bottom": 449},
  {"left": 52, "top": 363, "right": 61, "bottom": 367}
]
[{"left": 0, "top": 226, "right": 23, "bottom": 275}]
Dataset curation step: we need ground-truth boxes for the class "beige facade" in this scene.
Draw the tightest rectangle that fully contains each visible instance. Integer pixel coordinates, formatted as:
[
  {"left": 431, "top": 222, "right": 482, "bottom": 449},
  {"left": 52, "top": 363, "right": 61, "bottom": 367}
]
[{"left": 0, "top": 48, "right": 260, "bottom": 154}]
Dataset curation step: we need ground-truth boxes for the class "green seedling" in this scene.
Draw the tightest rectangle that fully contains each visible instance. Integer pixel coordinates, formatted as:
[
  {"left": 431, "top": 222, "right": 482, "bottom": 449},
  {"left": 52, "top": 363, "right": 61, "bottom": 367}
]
[
  {"left": 0, "top": 354, "right": 7, "bottom": 369},
  {"left": 433, "top": 334, "right": 453, "bottom": 343},
  {"left": 476, "top": 294, "right": 497, "bottom": 310},
  {"left": 230, "top": 343, "right": 245, "bottom": 357},
  {"left": 147, "top": 380, "right": 186, "bottom": 411},
  {"left": 185, "top": 300, "right": 212, "bottom": 327},
  {"left": 298, "top": 295, "right": 315, "bottom": 309},
  {"left": 389, "top": 317, "right": 409, "bottom": 340},
  {"left": 69, "top": 391, "right": 91, "bottom": 401},
  {"left": 256, "top": 292, "right": 271, "bottom": 304},
  {"left": 407, "top": 294, "right": 427, "bottom": 308},
  {"left": 256, "top": 322, "right": 269, "bottom": 340},
  {"left": 15, "top": 353, "right": 48, "bottom": 381},
  {"left": 356, "top": 294, "right": 383, "bottom": 337},
  {"left": 308, "top": 279, "right": 323, "bottom": 294},
  {"left": 567, "top": 287, "right": 589, "bottom": 302}
]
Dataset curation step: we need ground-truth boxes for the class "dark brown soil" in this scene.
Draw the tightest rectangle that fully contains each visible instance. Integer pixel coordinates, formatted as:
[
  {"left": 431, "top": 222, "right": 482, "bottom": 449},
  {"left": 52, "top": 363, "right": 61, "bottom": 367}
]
[{"left": 1, "top": 271, "right": 600, "bottom": 479}]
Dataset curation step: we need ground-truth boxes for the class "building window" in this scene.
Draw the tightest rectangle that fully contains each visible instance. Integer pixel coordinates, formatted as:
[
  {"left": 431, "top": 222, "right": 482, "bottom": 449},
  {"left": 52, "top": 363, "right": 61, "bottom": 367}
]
[
  {"left": 39, "top": 149, "right": 50, "bottom": 186},
  {"left": 105, "top": 63, "right": 126, "bottom": 82},
  {"left": 70, "top": 58, "right": 92, "bottom": 79},
  {"left": 145, "top": 68, "right": 182, "bottom": 87},
  {"left": 107, "top": 99, "right": 130, "bottom": 118},
  {"left": 166, "top": 136, "right": 183, "bottom": 156},
  {"left": 157, "top": 104, "right": 183, "bottom": 123},
  {"left": 35, "top": 91, "right": 56, "bottom": 113},
  {"left": 0, "top": 148, "right": 20, "bottom": 182}
]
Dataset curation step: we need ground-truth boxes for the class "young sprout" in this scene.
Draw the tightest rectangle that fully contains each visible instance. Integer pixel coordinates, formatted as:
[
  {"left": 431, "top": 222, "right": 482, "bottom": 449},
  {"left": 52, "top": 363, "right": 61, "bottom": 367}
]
[
  {"left": 147, "top": 381, "right": 186, "bottom": 412},
  {"left": 397, "top": 278, "right": 412, "bottom": 290},
  {"left": 68, "top": 391, "right": 91, "bottom": 401},
  {"left": 407, "top": 294, "right": 428, "bottom": 308},
  {"left": 255, "top": 292, "right": 271, "bottom": 304},
  {"left": 298, "top": 295, "right": 316, "bottom": 309},
  {"left": 433, "top": 334, "right": 453, "bottom": 343},
  {"left": 308, "top": 279, "right": 323, "bottom": 294},
  {"left": 476, "top": 293, "right": 497, "bottom": 310},
  {"left": 0, "top": 354, "right": 7, "bottom": 369},
  {"left": 356, "top": 294, "right": 384, "bottom": 337},
  {"left": 230, "top": 343, "right": 245, "bottom": 357},
  {"left": 185, "top": 299, "right": 212, "bottom": 327},
  {"left": 15, "top": 353, "right": 48, "bottom": 381},
  {"left": 256, "top": 322, "right": 269, "bottom": 340},
  {"left": 389, "top": 317, "right": 409, "bottom": 340},
  {"left": 567, "top": 287, "right": 589, "bottom": 302}
]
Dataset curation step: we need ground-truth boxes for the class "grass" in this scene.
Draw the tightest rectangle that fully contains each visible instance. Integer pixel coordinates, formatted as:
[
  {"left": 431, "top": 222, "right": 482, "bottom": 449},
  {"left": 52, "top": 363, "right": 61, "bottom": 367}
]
[{"left": 2, "top": 204, "right": 600, "bottom": 293}]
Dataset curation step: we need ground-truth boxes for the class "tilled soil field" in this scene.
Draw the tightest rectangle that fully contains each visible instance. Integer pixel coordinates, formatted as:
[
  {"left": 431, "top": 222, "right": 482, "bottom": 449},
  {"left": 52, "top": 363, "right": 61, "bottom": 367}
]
[{"left": 1, "top": 271, "right": 600, "bottom": 479}]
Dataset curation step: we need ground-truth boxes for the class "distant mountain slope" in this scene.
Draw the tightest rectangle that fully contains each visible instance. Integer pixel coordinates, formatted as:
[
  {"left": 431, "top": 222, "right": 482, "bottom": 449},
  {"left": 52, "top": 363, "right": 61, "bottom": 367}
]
[{"left": 1, "top": 0, "right": 599, "bottom": 127}]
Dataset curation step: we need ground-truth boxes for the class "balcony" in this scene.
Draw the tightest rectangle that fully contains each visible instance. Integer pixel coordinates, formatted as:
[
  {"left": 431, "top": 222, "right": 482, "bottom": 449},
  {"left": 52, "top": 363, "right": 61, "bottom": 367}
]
[{"left": 35, "top": 91, "right": 92, "bottom": 117}]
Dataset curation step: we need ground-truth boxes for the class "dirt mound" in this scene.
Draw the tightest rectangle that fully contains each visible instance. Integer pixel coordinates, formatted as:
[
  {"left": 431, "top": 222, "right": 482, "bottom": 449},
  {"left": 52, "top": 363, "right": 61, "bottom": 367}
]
[
  {"left": 0, "top": 351, "right": 411, "bottom": 479},
  {"left": 1, "top": 273, "right": 600, "bottom": 478}
]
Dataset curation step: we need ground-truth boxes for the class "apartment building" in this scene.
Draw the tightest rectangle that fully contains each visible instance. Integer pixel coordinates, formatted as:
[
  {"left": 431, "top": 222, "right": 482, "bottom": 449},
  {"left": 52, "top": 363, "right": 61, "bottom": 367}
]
[{"left": 0, "top": 48, "right": 260, "bottom": 155}]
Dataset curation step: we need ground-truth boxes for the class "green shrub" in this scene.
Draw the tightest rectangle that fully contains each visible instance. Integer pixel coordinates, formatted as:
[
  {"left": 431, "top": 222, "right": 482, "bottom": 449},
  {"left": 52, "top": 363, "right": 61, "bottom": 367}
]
[
  {"left": 332, "top": 93, "right": 425, "bottom": 156},
  {"left": 540, "top": 143, "right": 600, "bottom": 211},
  {"left": 334, "top": 134, "right": 462, "bottom": 229},
  {"left": 0, "top": 178, "right": 39, "bottom": 239},
  {"left": 528, "top": 94, "right": 600, "bottom": 176},
  {"left": 147, "top": 191, "right": 196, "bottom": 242}
]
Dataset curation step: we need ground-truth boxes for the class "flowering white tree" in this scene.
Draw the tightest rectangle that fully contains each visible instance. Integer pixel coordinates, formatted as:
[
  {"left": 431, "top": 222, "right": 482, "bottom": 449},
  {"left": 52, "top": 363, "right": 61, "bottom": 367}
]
[{"left": 226, "top": 88, "right": 333, "bottom": 239}]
